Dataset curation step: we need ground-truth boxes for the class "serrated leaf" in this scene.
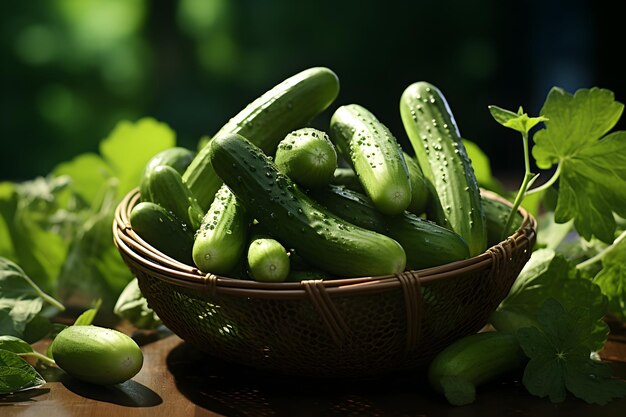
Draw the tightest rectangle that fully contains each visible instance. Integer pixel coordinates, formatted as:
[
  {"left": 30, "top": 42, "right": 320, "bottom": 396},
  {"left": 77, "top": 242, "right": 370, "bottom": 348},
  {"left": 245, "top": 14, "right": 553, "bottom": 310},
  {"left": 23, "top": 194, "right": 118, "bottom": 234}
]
[
  {"left": 517, "top": 298, "right": 626, "bottom": 404},
  {"left": 594, "top": 238, "right": 626, "bottom": 320},
  {"left": 532, "top": 87, "right": 626, "bottom": 243},
  {"left": 0, "top": 336, "right": 33, "bottom": 354},
  {"left": 0, "top": 350, "right": 45, "bottom": 394},
  {"left": 489, "top": 105, "right": 548, "bottom": 134}
]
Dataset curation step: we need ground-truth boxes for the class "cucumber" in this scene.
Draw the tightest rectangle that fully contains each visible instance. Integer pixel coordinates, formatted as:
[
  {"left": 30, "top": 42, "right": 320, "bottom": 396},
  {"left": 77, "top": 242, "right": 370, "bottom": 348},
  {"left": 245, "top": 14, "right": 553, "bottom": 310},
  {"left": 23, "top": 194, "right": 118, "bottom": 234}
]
[
  {"left": 51, "top": 325, "right": 143, "bottom": 385},
  {"left": 330, "top": 104, "right": 412, "bottom": 215},
  {"left": 428, "top": 332, "right": 527, "bottom": 406},
  {"left": 274, "top": 128, "right": 337, "bottom": 188},
  {"left": 482, "top": 195, "right": 523, "bottom": 247},
  {"left": 311, "top": 185, "right": 469, "bottom": 270},
  {"left": 210, "top": 132, "right": 406, "bottom": 277},
  {"left": 144, "top": 165, "right": 204, "bottom": 230},
  {"left": 331, "top": 167, "right": 363, "bottom": 192},
  {"left": 400, "top": 82, "right": 487, "bottom": 256},
  {"left": 192, "top": 184, "right": 249, "bottom": 275},
  {"left": 183, "top": 67, "right": 340, "bottom": 211},
  {"left": 130, "top": 202, "right": 194, "bottom": 264},
  {"left": 403, "top": 152, "right": 430, "bottom": 215},
  {"left": 247, "top": 236, "right": 290, "bottom": 282},
  {"left": 139, "top": 147, "right": 195, "bottom": 200}
]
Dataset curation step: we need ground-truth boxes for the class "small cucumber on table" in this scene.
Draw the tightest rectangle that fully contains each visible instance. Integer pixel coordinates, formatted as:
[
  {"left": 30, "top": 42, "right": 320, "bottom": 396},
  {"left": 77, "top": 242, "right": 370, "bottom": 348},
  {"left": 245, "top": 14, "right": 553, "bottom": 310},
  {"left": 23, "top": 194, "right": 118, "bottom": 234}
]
[
  {"left": 400, "top": 82, "right": 487, "bottom": 256},
  {"left": 144, "top": 165, "right": 204, "bottom": 230},
  {"left": 428, "top": 332, "right": 527, "bottom": 406},
  {"left": 247, "top": 236, "right": 290, "bottom": 282},
  {"left": 330, "top": 104, "right": 412, "bottom": 215},
  {"left": 130, "top": 202, "right": 194, "bottom": 265},
  {"left": 310, "top": 185, "right": 469, "bottom": 270},
  {"left": 274, "top": 128, "right": 337, "bottom": 189},
  {"left": 209, "top": 132, "right": 406, "bottom": 278},
  {"left": 139, "top": 147, "right": 195, "bottom": 200},
  {"left": 192, "top": 184, "right": 249, "bottom": 275},
  {"left": 183, "top": 67, "right": 340, "bottom": 211}
]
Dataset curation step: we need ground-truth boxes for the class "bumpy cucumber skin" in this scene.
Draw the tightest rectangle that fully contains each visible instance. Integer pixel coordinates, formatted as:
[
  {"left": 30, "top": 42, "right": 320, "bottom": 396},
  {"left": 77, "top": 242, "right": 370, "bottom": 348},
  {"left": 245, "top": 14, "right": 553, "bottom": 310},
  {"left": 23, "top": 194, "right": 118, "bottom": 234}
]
[
  {"left": 331, "top": 104, "right": 412, "bottom": 215},
  {"left": 130, "top": 202, "right": 194, "bottom": 265},
  {"left": 139, "top": 147, "right": 195, "bottom": 200},
  {"left": 210, "top": 133, "right": 406, "bottom": 278},
  {"left": 482, "top": 195, "right": 523, "bottom": 247},
  {"left": 311, "top": 185, "right": 469, "bottom": 270},
  {"left": 192, "top": 185, "right": 249, "bottom": 275},
  {"left": 247, "top": 237, "right": 290, "bottom": 282},
  {"left": 400, "top": 82, "right": 486, "bottom": 256},
  {"left": 403, "top": 152, "right": 430, "bottom": 215},
  {"left": 274, "top": 128, "right": 337, "bottom": 189},
  {"left": 51, "top": 325, "right": 143, "bottom": 385},
  {"left": 183, "top": 67, "right": 340, "bottom": 211},
  {"left": 145, "top": 165, "right": 203, "bottom": 230},
  {"left": 428, "top": 332, "right": 526, "bottom": 405}
]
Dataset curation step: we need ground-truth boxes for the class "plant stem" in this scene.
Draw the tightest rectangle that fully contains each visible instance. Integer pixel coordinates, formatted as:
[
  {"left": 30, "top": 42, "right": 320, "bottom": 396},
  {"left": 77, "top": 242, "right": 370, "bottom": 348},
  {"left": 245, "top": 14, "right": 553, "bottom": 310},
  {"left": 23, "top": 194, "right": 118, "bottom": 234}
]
[
  {"left": 576, "top": 229, "right": 626, "bottom": 270},
  {"left": 526, "top": 163, "right": 562, "bottom": 196},
  {"left": 501, "top": 132, "right": 533, "bottom": 240},
  {"left": 21, "top": 273, "right": 65, "bottom": 312},
  {"left": 19, "top": 351, "right": 56, "bottom": 367}
]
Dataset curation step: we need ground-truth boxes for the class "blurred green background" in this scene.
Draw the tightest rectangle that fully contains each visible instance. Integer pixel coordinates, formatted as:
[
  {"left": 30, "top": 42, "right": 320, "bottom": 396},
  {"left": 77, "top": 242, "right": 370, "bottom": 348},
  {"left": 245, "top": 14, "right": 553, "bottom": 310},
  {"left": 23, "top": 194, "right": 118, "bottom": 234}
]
[{"left": 2, "top": 0, "right": 624, "bottom": 182}]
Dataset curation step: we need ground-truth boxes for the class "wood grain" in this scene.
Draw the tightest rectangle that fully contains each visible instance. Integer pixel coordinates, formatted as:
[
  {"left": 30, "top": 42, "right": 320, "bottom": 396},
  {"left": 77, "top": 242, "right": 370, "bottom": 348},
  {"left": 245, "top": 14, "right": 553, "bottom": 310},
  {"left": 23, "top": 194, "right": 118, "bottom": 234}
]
[{"left": 1, "top": 321, "right": 625, "bottom": 417}]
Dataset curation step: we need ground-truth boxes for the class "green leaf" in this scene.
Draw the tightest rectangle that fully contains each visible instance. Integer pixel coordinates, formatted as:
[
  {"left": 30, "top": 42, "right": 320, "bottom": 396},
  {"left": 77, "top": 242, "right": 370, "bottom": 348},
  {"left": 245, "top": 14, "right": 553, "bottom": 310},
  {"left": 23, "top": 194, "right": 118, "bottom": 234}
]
[
  {"left": 100, "top": 118, "right": 176, "bottom": 198},
  {"left": 113, "top": 278, "right": 161, "bottom": 329},
  {"left": 489, "top": 105, "right": 548, "bottom": 134},
  {"left": 74, "top": 299, "right": 102, "bottom": 326},
  {"left": 54, "top": 153, "right": 114, "bottom": 206},
  {"left": 462, "top": 139, "right": 505, "bottom": 194},
  {"left": 0, "top": 336, "right": 33, "bottom": 354},
  {"left": 518, "top": 298, "right": 626, "bottom": 405},
  {"left": 532, "top": 88, "right": 626, "bottom": 243},
  {"left": 0, "top": 257, "right": 64, "bottom": 338},
  {"left": 0, "top": 350, "right": 45, "bottom": 395},
  {"left": 536, "top": 213, "right": 573, "bottom": 250},
  {"left": 594, "top": 238, "right": 626, "bottom": 320},
  {"left": 492, "top": 249, "right": 609, "bottom": 350}
]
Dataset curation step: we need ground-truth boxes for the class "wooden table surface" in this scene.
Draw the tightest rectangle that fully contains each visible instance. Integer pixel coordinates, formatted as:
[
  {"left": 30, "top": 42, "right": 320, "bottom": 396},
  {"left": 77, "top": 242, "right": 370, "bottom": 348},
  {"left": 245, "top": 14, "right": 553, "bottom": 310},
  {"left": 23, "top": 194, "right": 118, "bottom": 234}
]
[{"left": 2, "top": 321, "right": 625, "bottom": 417}]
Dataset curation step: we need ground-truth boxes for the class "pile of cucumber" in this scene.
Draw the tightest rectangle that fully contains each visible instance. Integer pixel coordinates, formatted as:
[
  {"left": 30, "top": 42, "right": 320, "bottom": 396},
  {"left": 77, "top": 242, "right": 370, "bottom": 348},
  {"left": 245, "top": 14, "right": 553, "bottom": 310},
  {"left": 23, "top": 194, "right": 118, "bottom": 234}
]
[{"left": 131, "top": 67, "right": 518, "bottom": 282}]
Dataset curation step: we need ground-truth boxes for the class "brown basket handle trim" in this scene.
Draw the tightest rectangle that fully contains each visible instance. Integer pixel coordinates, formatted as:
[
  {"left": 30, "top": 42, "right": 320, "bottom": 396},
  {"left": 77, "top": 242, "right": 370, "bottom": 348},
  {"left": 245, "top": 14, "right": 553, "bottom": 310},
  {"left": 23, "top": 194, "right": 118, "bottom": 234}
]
[
  {"left": 301, "top": 280, "right": 349, "bottom": 346},
  {"left": 202, "top": 273, "right": 218, "bottom": 297},
  {"left": 396, "top": 271, "right": 424, "bottom": 353}
]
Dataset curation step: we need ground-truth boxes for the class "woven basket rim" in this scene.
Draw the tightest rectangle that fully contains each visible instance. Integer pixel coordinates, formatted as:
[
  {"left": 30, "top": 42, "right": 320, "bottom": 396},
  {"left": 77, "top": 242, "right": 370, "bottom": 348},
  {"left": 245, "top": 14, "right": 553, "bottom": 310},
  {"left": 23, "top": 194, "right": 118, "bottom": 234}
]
[{"left": 113, "top": 188, "right": 537, "bottom": 298}]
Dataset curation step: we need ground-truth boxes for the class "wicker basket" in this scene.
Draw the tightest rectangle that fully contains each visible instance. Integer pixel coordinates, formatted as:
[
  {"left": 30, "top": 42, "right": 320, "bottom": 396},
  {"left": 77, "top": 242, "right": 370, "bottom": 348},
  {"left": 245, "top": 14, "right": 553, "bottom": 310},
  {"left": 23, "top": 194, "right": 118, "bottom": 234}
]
[{"left": 113, "top": 188, "right": 536, "bottom": 377}]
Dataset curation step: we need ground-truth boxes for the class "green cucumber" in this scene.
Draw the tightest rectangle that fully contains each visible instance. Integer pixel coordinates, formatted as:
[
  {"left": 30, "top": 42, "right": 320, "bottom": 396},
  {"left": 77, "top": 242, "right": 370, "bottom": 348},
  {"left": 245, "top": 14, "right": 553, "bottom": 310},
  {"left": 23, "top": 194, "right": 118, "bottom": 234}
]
[
  {"left": 139, "top": 147, "right": 195, "bottom": 200},
  {"left": 428, "top": 332, "right": 527, "bottom": 406},
  {"left": 274, "top": 128, "right": 337, "bottom": 188},
  {"left": 331, "top": 167, "right": 363, "bottom": 192},
  {"left": 145, "top": 165, "right": 204, "bottom": 230},
  {"left": 51, "top": 325, "right": 143, "bottom": 385},
  {"left": 247, "top": 236, "right": 290, "bottom": 282},
  {"left": 311, "top": 185, "right": 469, "bottom": 270},
  {"left": 330, "top": 104, "right": 412, "bottom": 215},
  {"left": 192, "top": 184, "right": 249, "bottom": 275},
  {"left": 400, "top": 82, "right": 487, "bottom": 256},
  {"left": 482, "top": 195, "right": 523, "bottom": 247},
  {"left": 130, "top": 202, "right": 194, "bottom": 264},
  {"left": 183, "top": 67, "right": 340, "bottom": 211},
  {"left": 403, "top": 152, "right": 430, "bottom": 215},
  {"left": 210, "top": 133, "right": 406, "bottom": 277}
]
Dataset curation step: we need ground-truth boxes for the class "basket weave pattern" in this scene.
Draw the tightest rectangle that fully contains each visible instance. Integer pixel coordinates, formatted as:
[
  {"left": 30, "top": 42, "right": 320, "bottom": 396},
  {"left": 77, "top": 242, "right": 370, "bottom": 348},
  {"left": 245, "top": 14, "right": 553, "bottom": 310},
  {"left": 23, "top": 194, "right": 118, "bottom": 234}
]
[{"left": 114, "top": 189, "right": 536, "bottom": 377}]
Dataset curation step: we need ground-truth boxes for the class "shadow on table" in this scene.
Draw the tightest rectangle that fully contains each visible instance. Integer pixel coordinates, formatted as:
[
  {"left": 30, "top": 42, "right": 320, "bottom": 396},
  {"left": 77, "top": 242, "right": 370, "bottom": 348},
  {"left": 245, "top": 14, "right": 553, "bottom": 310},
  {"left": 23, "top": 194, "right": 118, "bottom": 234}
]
[
  {"left": 166, "top": 341, "right": 626, "bottom": 417},
  {"left": 0, "top": 388, "right": 50, "bottom": 405},
  {"left": 61, "top": 375, "right": 162, "bottom": 407}
]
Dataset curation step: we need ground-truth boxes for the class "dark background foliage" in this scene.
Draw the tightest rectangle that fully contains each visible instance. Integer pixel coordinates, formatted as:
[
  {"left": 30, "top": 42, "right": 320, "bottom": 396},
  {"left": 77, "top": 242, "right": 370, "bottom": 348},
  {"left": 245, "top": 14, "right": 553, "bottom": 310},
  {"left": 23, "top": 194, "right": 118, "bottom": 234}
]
[{"left": 1, "top": 0, "right": 624, "bottom": 182}]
